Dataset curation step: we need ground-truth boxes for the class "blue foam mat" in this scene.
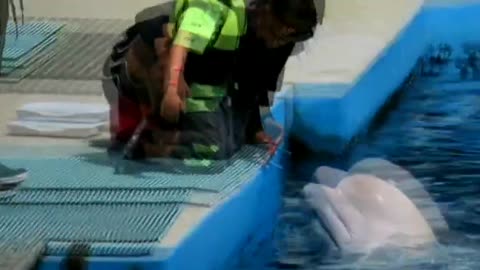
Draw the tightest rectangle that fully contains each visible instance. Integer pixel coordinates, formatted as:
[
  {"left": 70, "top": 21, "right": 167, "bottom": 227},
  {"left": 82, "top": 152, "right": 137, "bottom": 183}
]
[
  {"left": 6, "top": 21, "right": 64, "bottom": 36},
  {"left": 2, "top": 188, "right": 199, "bottom": 205},
  {"left": 2, "top": 36, "right": 57, "bottom": 69},
  {"left": 0, "top": 146, "right": 266, "bottom": 257},
  {"left": 2, "top": 21, "right": 64, "bottom": 60},
  {"left": 0, "top": 203, "right": 182, "bottom": 244},
  {"left": 0, "top": 149, "right": 262, "bottom": 194}
]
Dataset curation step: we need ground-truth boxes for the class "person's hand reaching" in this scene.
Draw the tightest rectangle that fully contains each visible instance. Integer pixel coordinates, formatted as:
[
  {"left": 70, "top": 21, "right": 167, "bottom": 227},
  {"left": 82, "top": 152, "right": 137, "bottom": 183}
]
[
  {"left": 160, "top": 85, "right": 185, "bottom": 123},
  {"left": 254, "top": 130, "right": 280, "bottom": 155},
  {"left": 256, "top": 116, "right": 285, "bottom": 162},
  {"left": 160, "top": 65, "right": 190, "bottom": 122}
]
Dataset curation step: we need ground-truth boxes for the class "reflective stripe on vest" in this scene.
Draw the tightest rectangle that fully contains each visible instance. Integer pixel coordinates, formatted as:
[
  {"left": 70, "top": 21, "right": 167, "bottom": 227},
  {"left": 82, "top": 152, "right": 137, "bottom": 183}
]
[
  {"left": 185, "top": 83, "right": 226, "bottom": 113},
  {"left": 213, "top": 0, "right": 246, "bottom": 50}
]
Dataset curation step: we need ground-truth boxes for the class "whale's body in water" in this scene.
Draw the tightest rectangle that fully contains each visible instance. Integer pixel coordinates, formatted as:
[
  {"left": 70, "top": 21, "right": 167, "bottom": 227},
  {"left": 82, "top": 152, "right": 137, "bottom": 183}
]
[{"left": 303, "top": 158, "right": 447, "bottom": 254}]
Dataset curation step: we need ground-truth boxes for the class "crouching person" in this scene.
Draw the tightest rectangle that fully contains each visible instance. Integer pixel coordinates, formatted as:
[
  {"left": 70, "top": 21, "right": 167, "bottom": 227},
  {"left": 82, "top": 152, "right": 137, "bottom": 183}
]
[{"left": 102, "top": 0, "right": 248, "bottom": 161}]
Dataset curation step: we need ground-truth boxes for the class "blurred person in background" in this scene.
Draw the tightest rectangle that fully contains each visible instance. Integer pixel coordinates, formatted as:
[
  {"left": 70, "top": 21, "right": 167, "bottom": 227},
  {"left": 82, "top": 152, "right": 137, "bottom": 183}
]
[{"left": 0, "top": 0, "right": 28, "bottom": 185}]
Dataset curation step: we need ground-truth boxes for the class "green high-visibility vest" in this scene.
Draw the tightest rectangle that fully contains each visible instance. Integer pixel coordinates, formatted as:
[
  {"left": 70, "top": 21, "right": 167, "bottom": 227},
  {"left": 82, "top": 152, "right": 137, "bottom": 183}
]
[{"left": 168, "top": 0, "right": 247, "bottom": 52}]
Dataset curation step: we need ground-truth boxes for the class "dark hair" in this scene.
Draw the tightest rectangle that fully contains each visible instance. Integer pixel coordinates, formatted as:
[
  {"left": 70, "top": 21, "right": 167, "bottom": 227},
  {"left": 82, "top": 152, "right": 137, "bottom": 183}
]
[{"left": 270, "top": 0, "right": 318, "bottom": 34}]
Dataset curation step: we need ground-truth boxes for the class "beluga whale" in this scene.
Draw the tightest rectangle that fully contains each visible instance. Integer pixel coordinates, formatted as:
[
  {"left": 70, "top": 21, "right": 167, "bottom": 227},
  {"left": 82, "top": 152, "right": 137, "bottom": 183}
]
[{"left": 303, "top": 158, "right": 447, "bottom": 254}]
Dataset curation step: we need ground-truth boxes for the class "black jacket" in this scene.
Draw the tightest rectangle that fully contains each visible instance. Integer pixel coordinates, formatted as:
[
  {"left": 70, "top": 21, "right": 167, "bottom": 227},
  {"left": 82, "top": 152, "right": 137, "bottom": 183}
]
[{"left": 233, "top": 22, "right": 295, "bottom": 144}]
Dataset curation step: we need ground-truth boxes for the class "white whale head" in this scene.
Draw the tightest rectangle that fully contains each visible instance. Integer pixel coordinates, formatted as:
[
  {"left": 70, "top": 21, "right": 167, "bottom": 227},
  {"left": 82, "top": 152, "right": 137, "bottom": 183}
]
[
  {"left": 303, "top": 172, "right": 437, "bottom": 253},
  {"left": 349, "top": 158, "right": 449, "bottom": 232}
]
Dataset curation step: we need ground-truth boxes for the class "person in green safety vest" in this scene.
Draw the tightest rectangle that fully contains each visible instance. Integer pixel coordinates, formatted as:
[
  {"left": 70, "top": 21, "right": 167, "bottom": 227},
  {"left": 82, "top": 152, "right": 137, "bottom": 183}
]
[
  {"left": 102, "top": 0, "right": 318, "bottom": 162},
  {"left": 103, "top": 0, "right": 247, "bottom": 161}
]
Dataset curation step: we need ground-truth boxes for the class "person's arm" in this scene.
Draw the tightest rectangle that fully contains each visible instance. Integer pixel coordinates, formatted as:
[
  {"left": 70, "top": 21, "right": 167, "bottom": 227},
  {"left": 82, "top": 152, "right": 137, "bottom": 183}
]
[
  {"left": 165, "top": 44, "right": 189, "bottom": 90},
  {"left": 160, "top": 0, "right": 225, "bottom": 122},
  {"left": 168, "top": 0, "right": 223, "bottom": 74},
  {"left": 264, "top": 43, "right": 295, "bottom": 99},
  {"left": 247, "top": 43, "right": 295, "bottom": 142}
]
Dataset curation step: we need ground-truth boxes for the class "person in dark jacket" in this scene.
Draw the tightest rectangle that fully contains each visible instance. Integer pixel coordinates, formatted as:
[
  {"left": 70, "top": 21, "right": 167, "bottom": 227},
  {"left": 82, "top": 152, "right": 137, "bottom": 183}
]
[{"left": 232, "top": 0, "right": 319, "bottom": 150}]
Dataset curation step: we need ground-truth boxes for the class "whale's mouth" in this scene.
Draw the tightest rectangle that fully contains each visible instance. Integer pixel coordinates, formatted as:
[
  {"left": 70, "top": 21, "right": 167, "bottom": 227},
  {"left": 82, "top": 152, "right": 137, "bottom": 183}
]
[
  {"left": 314, "top": 184, "right": 353, "bottom": 248},
  {"left": 315, "top": 209, "right": 343, "bottom": 249}
]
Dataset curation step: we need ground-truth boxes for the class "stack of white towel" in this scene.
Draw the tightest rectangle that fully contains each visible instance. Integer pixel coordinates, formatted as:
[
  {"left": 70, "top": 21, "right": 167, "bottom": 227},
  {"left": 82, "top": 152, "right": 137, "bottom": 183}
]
[{"left": 7, "top": 102, "right": 110, "bottom": 138}]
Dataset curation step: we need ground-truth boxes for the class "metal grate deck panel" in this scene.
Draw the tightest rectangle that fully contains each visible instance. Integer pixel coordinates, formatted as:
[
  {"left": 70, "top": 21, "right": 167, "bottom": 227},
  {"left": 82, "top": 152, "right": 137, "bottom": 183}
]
[
  {"left": 3, "top": 21, "right": 65, "bottom": 60},
  {"left": 2, "top": 36, "right": 57, "bottom": 70},
  {"left": 1, "top": 188, "right": 203, "bottom": 206},
  {"left": 0, "top": 146, "right": 268, "bottom": 258},
  {"left": 0, "top": 146, "right": 264, "bottom": 195},
  {"left": 0, "top": 17, "right": 128, "bottom": 85},
  {"left": 0, "top": 204, "right": 182, "bottom": 243},
  {"left": 6, "top": 21, "right": 65, "bottom": 35}
]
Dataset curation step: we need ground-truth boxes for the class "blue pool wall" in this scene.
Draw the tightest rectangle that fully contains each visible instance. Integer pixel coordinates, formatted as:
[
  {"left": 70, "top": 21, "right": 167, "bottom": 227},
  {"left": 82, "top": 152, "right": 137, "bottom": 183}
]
[
  {"left": 286, "top": 8, "right": 428, "bottom": 155},
  {"left": 423, "top": 1, "right": 480, "bottom": 42},
  {"left": 286, "top": 1, "right": 480, "bottom": 155}
]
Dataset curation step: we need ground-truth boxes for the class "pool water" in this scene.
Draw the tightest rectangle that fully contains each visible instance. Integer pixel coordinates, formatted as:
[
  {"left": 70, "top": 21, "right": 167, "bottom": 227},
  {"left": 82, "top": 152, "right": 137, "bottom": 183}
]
[{"left": 237, "top": 41, "right": 480, "bottom": 269}]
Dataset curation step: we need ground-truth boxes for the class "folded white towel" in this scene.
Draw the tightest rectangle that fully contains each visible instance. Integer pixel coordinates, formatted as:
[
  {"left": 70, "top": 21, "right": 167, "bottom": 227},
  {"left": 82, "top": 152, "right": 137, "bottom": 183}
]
[
  {"left": 7, "top": 120, "right": 106, "bottom": 138},
  {"left": 16, "top": 102, "right": 109, "bottom": 123}
]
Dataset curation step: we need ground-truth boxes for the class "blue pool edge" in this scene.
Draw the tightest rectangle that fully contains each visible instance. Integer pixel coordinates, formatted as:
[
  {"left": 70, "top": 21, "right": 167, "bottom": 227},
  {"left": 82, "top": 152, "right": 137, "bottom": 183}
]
[{"left": 286, "top": 7, "right": 428, "bottom": 155}]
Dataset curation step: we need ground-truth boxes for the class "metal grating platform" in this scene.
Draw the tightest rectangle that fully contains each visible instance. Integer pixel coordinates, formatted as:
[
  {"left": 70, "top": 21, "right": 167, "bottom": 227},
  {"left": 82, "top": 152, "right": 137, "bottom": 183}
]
[
  {"left": 25, "top": 31, "right": 119, "bottom": 80},
  {"left": 2, "top": 36, "right": 57, "bottom": 70},
  {"left": 0, "top": 17, "right": 130, "bottom": 91},
  {"left": 0, "top": 204, "right": 182, "bottom": 242},
  {"left": 0, "top": 146, "right": 265, "bottom": 198},
  {"left": 6, "top": 21, "right": 65, "bottom": 35},
  {"left": 3, "top": 21, "right": 64, "bottom": 60},
  {"left": 0, "top": 146, "right": 268, "bottom": 258},
  {"left": 4, "top": 188, "right": 193, "bottom": 204}
]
